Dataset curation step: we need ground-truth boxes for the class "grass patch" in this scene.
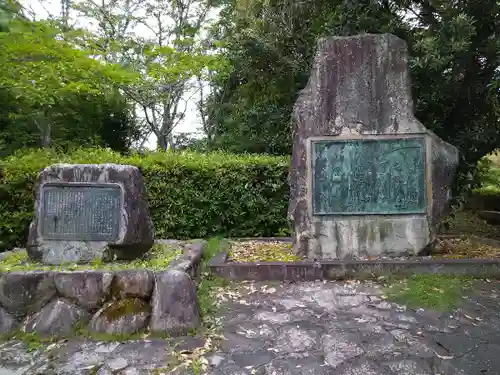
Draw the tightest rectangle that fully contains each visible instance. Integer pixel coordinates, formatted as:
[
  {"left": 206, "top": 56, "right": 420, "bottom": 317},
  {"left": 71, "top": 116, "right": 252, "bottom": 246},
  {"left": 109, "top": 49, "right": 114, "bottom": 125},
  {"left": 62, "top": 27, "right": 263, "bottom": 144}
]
[
  {"left": 228, "top": 240, "right": 302, "bottom": 262},
  {"left": 0, "top": 243, "right": 182, "bottom": 272},
  {"left": 197, "top": 237, "right": 230, "bottom": 321},
  {"left": 0, "top": 331, "right": 53, "bottom": 352},
  {"left": 385, "top": 274, "right": 473, "bottom": 311}
]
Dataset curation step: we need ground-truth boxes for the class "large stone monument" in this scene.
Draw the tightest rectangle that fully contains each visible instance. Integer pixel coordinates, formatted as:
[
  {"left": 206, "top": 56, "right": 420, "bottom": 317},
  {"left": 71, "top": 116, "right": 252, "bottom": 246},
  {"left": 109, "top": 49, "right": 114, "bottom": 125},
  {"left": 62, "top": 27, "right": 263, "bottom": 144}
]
[
  {"left": 27, "top": 163, "right": 155, "bottom": 264},
  {"left": 288, "top": 34, "right": 459, "bottom": 259}
]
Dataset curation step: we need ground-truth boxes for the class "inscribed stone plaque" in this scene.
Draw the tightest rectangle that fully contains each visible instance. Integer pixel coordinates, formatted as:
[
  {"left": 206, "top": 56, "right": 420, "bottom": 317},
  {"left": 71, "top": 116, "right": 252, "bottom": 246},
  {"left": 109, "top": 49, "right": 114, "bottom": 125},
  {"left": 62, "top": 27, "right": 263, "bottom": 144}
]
[
  {"left": 40, "top": 183, "right": 122, "bottom": 241},
  {"left": 312, "top": 137, "right": 426, "bottom": 215}
]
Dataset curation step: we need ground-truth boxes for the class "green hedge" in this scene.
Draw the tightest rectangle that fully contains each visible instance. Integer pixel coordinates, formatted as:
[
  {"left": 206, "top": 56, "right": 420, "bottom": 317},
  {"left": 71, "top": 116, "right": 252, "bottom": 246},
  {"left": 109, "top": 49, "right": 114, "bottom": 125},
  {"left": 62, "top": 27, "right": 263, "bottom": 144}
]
[{"left": 0, "top": 148, "right": 291, "bottom": 251}]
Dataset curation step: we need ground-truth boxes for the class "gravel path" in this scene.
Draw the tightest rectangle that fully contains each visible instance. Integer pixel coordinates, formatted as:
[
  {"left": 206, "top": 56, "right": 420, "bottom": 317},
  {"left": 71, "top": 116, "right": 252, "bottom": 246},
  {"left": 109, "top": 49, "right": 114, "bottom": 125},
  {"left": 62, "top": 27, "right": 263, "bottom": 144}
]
[{"left": 1, "top": 280, "right": 499, "bottom": 375}]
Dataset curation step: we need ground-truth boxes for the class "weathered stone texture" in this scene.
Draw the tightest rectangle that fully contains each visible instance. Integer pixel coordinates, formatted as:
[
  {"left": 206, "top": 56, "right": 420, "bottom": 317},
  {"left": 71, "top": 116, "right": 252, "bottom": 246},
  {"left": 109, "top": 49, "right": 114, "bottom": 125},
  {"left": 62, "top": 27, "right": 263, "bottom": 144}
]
[
  {"left": 111, "top": 270, "right": 154, "bottom": 300},
  {"left": 0, "top": 307, "right": 16, "bottom": 334},
  {"left": 157, "top": 239, "right": 206, "bottom": 276},
  {"left": 0, "top": 241, "right": 204, "bottom": 340},
  {"left": 54, "top": 271, "right": 113, "bottom": 309},
  {"left": 88, "top": 299, "right": 150, "bottom": 335},
  {"left": 150, "top": 270, "right": 200, "bottom": 335},
  {"left": 288, "top": 33, "right": 459, "bottom": 259},
  {"left": 1, "top": 279, "right": 499, "bottom": 375},
  {"left": 0, "top": 271, "right": 56, "bottom": 318},
  {"left": 27, "top": 163, "right": 155, "bottom": 265},
  {"left": 24, "top": 299, "right": 89, "bottom": 336}
]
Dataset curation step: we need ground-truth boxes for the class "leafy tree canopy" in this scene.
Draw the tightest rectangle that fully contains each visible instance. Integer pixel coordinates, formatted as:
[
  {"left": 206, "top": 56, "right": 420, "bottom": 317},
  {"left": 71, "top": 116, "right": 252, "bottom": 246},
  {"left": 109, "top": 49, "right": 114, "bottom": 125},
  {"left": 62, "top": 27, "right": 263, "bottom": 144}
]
[
  {"left": 0, "top": 10, "right": 141, "bottom": 153},
  {"left": 207, "top": 0, "right": 500, "bottom": 195}
]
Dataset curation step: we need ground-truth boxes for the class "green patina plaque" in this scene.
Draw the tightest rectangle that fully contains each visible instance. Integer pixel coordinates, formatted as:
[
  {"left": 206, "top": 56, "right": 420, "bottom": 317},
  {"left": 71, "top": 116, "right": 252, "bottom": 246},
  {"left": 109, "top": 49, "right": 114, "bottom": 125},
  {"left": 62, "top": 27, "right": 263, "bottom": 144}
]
[{"left": 312, "top": 138, "right": 426, "bottom": 215}]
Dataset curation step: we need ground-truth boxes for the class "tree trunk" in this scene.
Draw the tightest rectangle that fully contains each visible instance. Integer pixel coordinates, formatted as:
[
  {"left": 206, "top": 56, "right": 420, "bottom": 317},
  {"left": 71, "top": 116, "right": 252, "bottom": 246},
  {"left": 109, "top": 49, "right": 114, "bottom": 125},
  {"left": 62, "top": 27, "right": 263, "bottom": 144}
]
[
  {"left": 36, "top": 112, "right": 52, "bottom": 148},
  {"left": 158, "top": 101, "right": 173, "bottom": 150},
  {"left": 41, "top": 122, "right": 52, "bottom": 147},
  {"left": 157, "top": 133, "right": 170, "bottom": 150}
]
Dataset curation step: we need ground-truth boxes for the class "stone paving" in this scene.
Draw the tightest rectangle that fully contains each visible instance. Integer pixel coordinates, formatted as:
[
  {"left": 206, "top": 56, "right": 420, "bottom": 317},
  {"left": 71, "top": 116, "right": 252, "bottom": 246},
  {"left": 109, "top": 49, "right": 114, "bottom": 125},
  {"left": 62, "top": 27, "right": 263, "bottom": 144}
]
[{"left": 1, "top": 280, "right": 500, "bottom": 375}]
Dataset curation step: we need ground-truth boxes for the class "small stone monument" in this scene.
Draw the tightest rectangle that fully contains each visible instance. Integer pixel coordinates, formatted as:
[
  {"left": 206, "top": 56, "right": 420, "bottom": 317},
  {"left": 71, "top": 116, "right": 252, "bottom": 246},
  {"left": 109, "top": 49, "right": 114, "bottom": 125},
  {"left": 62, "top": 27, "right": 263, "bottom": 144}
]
[
  {"left": 27, "top": 163, "right": 155, "bottom": 264},
  {"left": 288, "top": 33, "right": 459, "bottom": 259}
]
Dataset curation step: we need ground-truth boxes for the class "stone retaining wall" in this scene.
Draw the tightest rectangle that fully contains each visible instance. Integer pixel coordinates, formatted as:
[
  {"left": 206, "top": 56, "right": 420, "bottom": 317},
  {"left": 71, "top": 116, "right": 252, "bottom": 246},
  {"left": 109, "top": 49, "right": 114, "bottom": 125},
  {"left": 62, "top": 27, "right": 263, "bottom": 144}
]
[
  {"left": 209, "top": 251, "right": 500, "bottom": 281},
  {"left": 210, "top": 237, "right": 500, "bottom": 281},
  {"left": 0, "top": 240, "right": 205, "bottom": 338}
]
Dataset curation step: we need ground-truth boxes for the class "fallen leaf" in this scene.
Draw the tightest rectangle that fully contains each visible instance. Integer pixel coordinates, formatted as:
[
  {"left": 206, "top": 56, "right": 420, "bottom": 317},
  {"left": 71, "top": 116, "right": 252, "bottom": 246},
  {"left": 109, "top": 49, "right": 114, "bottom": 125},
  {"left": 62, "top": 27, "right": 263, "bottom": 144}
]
[
  {"left": 435, "top": 353, "right": 454, "bottom": 360},
  {"left": 354, "top": 318, "right": 369, "bottom": 323}
]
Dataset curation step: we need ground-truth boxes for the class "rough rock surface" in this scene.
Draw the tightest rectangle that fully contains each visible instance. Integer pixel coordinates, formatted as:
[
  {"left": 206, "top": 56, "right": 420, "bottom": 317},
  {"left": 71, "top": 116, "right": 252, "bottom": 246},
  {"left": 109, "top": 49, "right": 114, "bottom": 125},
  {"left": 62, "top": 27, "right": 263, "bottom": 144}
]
[
  {"left": 26, "top": 163, "right": 155, "bottom": 265},
  {"left": 88, "top": 299, "right": 151, "bottom": 335},
  {"left": 0, "top": 307, "right": 16, "bottom": 334},
  {"left": 288, "top": 33, "right": 459, "bottom": 259},
  {"left": 1, "top": 280, "right": 500, "bottom": 375},
  {"left": 0, "top": 272, "right": 56, "bottom": 318},
  {"left": 0, "top": 240, "right": 206, "bottom": 338},
  {"left": 208, "top": 280, "right": 500, "bottom": 375},
  {"left": 157, "top": 239, "right": 206, "bottom": 275},
  {"left": 111, "top": 270, "right": 154, "bottom": 299},
  {"left": 150, "top": 270, "right": 200, "bottom": 335},
  {"left": 54, "top": 271, "right": 113, "bottom": 309},
  {"left": 23, "top": 299, "right": 88, "bottom": 336}
]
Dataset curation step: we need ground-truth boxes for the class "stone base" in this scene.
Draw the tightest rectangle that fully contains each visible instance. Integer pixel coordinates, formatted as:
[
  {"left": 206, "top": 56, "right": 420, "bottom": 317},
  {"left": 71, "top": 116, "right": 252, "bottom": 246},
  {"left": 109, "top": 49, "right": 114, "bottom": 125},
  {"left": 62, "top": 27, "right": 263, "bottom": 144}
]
[
  {"left": 302, "top": 216, "right": 431, "bottom": 260},
  {"left": 0, "top": 240, "right": 205, "bottom": 338},
  {"left": 28, "top": 240, "right": 156, "bottom": 265},
  {"left": 208, "top": 237, "right": 500, "bottom": 281}
]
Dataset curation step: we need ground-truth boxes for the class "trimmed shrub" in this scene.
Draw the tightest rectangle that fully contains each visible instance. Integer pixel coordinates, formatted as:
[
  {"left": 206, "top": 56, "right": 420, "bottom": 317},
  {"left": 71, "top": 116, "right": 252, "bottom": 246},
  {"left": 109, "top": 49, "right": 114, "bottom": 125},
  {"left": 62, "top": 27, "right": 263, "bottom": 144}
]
[
  {"left": 0, "top": 148, "right": 291, "bottom": 251},
  {"left": 465, "top": 157, "right": 500, "bottom": 211}
]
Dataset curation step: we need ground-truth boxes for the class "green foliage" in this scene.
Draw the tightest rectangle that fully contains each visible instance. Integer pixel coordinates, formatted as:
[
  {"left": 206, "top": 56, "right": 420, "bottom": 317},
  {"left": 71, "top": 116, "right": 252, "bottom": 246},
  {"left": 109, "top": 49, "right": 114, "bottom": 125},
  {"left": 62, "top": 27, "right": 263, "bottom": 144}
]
[
  {"left": 197, "top": 237, "right": 230, "bottom": 320},
  {"left": 72, "top": 0, "right": 229, "bottom": 150},
  {"left": 0, "top": 90, "right": 140, "bottom": 157},
  {"left": 440, "top": 211, "right": 500, "bottom": 240},
  {"left": 0, "top": 19, "right": 137, "bottom": 107},
  {"left": 207, "top": 0, "right": 500, "bottom": 197},
  {"left": 0, "top": 148, "right": 290, "bottom": 251},
  {"left": 386, "top": 274, "right": 473, "bottom": 311},
  {"left": 0, "top": 244, "right": 182, "bottom": 271},
  {"left": 474, "top": 156, "right": 500, "bottom": 196},
  {"left": 0, "top": 15, "right": 141, "bottom": 152},
  {"left": 100, "top": 298, "right": 151, "bottom": 321}
]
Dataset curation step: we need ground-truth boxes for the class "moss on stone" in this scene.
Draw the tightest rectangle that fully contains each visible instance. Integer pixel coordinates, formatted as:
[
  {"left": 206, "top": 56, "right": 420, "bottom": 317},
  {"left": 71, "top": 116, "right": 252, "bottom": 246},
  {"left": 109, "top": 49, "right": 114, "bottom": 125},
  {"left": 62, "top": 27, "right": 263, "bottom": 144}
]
[
  {"left": 0, "top": 244, "right": 183, "bottom": 273},
  {"left": 0, "top": 330, "right": 51, "bottom": 352},
  {"left": 101, "top": 298, "right": 151, "bottom": 322},
  {"left": 89, "top": 365, "right": 103, "bottom": 375}
]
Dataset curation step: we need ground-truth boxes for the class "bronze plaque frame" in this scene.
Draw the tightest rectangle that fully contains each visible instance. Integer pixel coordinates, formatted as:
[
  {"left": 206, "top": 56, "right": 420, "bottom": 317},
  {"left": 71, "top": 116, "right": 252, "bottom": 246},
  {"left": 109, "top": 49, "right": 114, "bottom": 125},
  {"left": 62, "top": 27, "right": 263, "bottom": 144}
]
[
  {"left": 39, "top": 182, "right": 123, "bottom": 241},
  {"left": 308, "top": 134, "right": 429, "bottom": 216}
]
